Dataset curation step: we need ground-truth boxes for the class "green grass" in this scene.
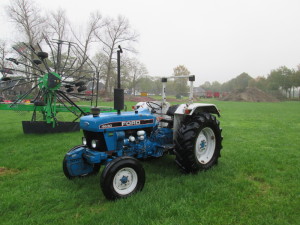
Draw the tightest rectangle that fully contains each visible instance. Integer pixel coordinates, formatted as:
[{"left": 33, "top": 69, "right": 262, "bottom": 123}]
[{"left": 0, "top": 100, "right": 299, "bottom": 225}]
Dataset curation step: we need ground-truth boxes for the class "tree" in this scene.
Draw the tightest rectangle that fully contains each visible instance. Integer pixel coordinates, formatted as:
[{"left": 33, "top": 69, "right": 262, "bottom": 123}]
[
  {"left": 94, "top": 15, "right": 139, "bottom": 95},
  {"left": 267, "top": 69, "right": 283, "bottom": 90},
  {"left": 294, "top": 70, "right": 300, "bottom": 98},
  {"left": 0, "top": 40, "right": 9, "bottom": 70},
  {"left": 6, "top": 0, "right": 46, "bottom": 84},
  {"left": 152, "top": 78, "right": 163, "bottom": 95},
  {"left": 93, "top": 51, "right": 108, "bottom": 80},
  {"left": 210, "top": 81, "right": 222, "bottom": 92},
  {"left": 173, "top": 65, "right": 190, "bottom": 96},
  {"left": 48, "top": 8, "right": 68, "bottom": 40},
  {"left": 126, "top": 58, "right": 148, "bottom": 95},
  {"left": 280, "top": 67, "right": 293, "bottom": 98},
  {"left": 233, "top": 72, "right": 253, "bottom": 90},
  {"left": 6, "top": 0, "right": 46, "bottom": 45},
  {"left": 250, "top": 76, "right": 268, "bottom": 91},
  {"left": 290, "top": 70, "right": 298, "bottom": 98},
  {"left": 0, "top": 40, "right": 13, "bottom": 78},
  {"left": 70, "top": 11, "right": 103, "bottom": 79},
  {"left": 267, "top": 66, "right": 293, "bottom": 97},
  {"left": 220, "top": 72, "right": 253, "bottom": 92},
  {"left": 166, "top": 81, "right": 176, "bottom": 95},
  {"left": 136, "top": 76, "right": 155, "bottom": 94},
  {"left": 201, "top": 81, "right": 211, "bottom": 90}
]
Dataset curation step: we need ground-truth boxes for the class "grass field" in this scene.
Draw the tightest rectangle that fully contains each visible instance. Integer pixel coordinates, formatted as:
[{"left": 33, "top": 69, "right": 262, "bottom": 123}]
[{"left": 0, "top": 100, "right": 299, "bottom": 225}]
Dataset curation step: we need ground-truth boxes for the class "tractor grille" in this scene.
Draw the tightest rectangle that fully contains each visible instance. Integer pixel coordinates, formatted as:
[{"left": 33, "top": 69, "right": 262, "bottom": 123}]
[{"left": 83, "top": 130, "right": 107, "bottom": 152}]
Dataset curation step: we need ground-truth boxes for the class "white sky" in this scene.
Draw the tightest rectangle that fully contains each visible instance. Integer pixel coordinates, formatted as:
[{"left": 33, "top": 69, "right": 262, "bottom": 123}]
[{"left": 1, "top": 0, "right": 300, "bottom": 85}]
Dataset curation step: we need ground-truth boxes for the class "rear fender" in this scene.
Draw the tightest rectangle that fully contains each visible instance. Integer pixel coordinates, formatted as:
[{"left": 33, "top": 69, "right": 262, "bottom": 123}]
[
  {"left": 174, "top": 103, "right": 220, "bottom": 117},
  {"left": 172, "top": 103, "right": 220, "bottom": 140}
]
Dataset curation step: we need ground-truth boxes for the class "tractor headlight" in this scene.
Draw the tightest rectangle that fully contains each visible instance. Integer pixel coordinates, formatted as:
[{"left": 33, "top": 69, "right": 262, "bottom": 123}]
[
  {"left": 82, "top": 137, "right": 87, "bottom": 146},
  {"left": 91, "top": 139, "right": 97, "bottom": 148}
]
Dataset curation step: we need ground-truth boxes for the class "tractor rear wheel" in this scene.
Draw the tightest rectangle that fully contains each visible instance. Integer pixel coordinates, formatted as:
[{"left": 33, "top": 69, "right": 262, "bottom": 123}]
[
  {"left": 63, "top": 145, "right": 100, "bottom": 179},
  {"left": 100, "top": 156, "right": 145, "bottom": 200},
  {"left": 174, "top": 113, "right": 223, "bottom": 173}
]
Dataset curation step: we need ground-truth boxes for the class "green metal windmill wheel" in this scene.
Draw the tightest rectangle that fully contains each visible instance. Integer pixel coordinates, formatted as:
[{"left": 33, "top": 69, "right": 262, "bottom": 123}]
[{"left": 0, "top": 38, "right": 114, "bottom": 133}]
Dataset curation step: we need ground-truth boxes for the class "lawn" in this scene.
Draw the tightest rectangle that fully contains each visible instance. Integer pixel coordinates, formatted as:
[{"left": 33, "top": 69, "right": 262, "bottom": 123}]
[{"left": 0, "top": 100, "right": 299, "bottom": 225}]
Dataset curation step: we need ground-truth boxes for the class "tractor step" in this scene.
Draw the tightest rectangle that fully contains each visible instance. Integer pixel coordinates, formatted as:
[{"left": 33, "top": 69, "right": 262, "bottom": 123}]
[{"left": 22, "top": 121, "right": 80, "bottom": 134}]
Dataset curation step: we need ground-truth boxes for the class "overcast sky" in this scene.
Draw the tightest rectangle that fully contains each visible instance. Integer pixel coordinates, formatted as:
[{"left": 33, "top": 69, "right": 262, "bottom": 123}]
[{"left": 1, "top": 0, "right": 300, "bottom": 85}]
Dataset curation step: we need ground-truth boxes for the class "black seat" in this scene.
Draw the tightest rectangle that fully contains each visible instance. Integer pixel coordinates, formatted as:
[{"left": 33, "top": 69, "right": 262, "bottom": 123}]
[
  {"left": 160, "top": 118, "right": 174, "bottom": 128},
  {"left": 160, "top": 105, "right": 180, "bottom": 128},
  {"left": 166, "top": 105, "right": 180, "bottom": 116}
]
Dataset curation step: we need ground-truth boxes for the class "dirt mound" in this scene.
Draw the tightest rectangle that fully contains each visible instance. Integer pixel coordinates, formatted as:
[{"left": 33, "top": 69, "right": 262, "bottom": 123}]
[
  {"left": 221, "top": 87, "right": 279, "bottom": 102},
  {"left": 126, "top": 96, "right": 156, "bottom": 102}
]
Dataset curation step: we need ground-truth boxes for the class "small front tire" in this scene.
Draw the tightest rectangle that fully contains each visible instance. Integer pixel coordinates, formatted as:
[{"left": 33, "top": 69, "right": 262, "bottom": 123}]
[{"left": 100, "top": 156, "right": 145, "bottom": 200}]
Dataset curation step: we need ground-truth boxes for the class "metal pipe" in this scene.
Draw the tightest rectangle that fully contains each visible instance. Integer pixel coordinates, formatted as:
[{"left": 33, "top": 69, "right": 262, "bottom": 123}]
[
  {"left": 117, "top": 45, "right": 123, "bottom": 115},
  {"left": 189, "top": 80, "right": 194, "bottom": 104},
  {"left": 166, "top": 75, "right": 194, "bottom": 79},
  {"left": 95, "top": 71, "right": 100, "bottom": 107},
  {"left": 91, "top": 72, "right": 96, "bottom": 107},
  {"left": 56, "top": 40, "right": 62, "bottom": 74},
  {"left": 117, "top": 46, "right": 123, "bottom": 89},
  {"left": 162, "top": 82, "right": 167, "bottom": 105}
]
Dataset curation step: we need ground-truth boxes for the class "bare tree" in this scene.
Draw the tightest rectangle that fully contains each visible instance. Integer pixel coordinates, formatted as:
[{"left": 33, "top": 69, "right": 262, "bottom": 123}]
[
  {"left": 70, "top": 11, "right": 103, "bottom": 78},
  {"left": 126, "top": 58, "right": 148, "bottom": 95},
  {"left": 0, "top": 40, "right": 8, "bottom": 68},
  {"left": 71, "top": 11, "right": 103, "bottom": 60},
  {"left": 94, "top": 15, "right": 139, "bottom": 95},
  {"left": 173, "top": 65, "right": 190, "bottom": 96},
  {"left": 6, "top": 0, "right": 46, "bottom": 45},
  {"left": 93, "top": 51, "right": 108, "bottom": 79},
  {"left": 48, "top": 8, "right": 68, "bottom": 40},
  {"left": 6, "top": 0, "right": 46, "bottom": 84},
  {"left": 0, "top": 40, "right": 12, "bottom": 77}
]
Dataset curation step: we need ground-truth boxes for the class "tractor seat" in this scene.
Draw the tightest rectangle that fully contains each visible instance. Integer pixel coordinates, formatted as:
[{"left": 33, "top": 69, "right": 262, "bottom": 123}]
[
  {"left": 166, "top": 104, "right": 180, "bottom": 116},
  {"left": 160, "top": 118, "right": 174, "bottom": 128}
]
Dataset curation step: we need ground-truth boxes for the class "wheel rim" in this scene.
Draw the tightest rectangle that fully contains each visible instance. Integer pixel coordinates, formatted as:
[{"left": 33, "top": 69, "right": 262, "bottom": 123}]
[
  {"left": 195, "top": 127, "right": 216, "bottom": 164},
  {"left": 113, "top": 167, "right": 138, "bottom": 195}
]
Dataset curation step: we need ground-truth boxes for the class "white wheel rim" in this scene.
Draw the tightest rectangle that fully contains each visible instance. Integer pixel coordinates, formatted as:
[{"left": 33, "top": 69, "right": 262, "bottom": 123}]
[
  {"left": 195, "top": 127, "right": 216, "bottom": 164},
  {"left": 113, "top": 167, "right": 138, "bottom": 195}
]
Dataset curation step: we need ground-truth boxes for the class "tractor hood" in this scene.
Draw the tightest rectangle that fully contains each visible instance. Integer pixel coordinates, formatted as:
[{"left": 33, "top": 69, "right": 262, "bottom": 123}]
[{"left": 80, "top": 108, "right": 157, "bottom": 132}]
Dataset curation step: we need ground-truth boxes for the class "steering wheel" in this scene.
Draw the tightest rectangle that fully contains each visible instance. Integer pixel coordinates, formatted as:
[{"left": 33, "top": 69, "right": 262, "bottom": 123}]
[{"left": 146, "top": 101, "right": 162, "bottom": 112}]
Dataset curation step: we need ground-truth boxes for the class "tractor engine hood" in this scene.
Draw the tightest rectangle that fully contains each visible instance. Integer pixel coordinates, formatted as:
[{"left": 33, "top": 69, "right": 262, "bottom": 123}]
[{"left": 80, "top": 108, "right": 157, "bottom": 132}]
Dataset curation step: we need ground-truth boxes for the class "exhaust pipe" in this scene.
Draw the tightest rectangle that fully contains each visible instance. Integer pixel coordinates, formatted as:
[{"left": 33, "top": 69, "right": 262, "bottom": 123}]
[{"left": 114, "top": 45, "right": 124, "bottom": 115}]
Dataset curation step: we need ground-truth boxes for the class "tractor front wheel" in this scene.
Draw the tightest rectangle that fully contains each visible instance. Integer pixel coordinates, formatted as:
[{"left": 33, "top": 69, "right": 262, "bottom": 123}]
[
  {"left": 174, "top": 113, "right": 223, "bottom": 173},
  {"left": 100, "top": 156, "right": 145, "bottom": 200}
]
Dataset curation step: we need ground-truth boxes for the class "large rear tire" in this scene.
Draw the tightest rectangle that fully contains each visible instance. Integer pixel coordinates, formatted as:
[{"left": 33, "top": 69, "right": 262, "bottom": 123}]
[
  {"left": 174, "top": 113, "right": 223, "bottom": 173},
  {"left": 100, "top": 156, "right": 145, "bottom": 200}
]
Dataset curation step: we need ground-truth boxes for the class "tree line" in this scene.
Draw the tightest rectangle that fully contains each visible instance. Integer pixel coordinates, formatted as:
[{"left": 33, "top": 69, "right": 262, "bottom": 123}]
[
  {"left": 2, "top": 0, "right": 299, "bottom": 99},
  {"left": 200, "top": 66, "right": 300, "bottom": 99},
  {"left": 130, "top": 65, "right": 190, "bottom": 96},
  {"left": 0, "top": 0, "right": 148, "bottom": 96},
  {"left": 1, "top": 0, "right": 191, "bottom": 98}
]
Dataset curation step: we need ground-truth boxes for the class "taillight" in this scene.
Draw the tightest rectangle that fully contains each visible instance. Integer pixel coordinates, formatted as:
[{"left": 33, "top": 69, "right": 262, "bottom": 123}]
[{"left": 184, "top": 109, "right": 192, "bottom": 114}]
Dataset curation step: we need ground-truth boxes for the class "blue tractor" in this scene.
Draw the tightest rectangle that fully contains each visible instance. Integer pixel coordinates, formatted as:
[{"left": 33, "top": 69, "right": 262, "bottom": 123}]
[{"left": 63, "top": 47, "right": 223, "bottom": 200}]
